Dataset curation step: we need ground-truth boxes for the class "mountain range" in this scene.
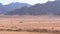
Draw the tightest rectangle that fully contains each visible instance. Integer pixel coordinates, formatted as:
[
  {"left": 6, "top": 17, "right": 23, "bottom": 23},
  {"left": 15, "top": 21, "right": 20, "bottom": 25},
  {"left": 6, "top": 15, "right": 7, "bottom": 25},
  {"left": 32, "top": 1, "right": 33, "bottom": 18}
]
[
  {"left": 0, "top": 2, "right": 31, "bottom": 14},
  {"left": 0, "top": 0, "right": 60, "bottom": 16},
  {"left": 4, "top": 1, "right": 60, "bottom": 16}
]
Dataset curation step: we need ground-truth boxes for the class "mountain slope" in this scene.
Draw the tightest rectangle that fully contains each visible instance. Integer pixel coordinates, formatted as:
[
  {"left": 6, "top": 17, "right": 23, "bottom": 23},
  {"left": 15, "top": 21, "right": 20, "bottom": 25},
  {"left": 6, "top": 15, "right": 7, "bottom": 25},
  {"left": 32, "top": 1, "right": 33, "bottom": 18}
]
[
  {"left": 4, "top": 2, "right": 31, "bottom": 11},
  {"left": 0, "top": 2, "right": 32, "bottom": 14},
  {"left": 5, "top": 1, "right": 60, "bottom": 16}
]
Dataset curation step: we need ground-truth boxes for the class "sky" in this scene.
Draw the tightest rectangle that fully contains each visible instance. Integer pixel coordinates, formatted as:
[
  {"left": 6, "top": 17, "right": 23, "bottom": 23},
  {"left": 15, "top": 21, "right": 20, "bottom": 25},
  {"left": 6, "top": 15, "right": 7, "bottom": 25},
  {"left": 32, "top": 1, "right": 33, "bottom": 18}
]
[{"left": 0, "top": 0, "right": 55, "bottom": 5}]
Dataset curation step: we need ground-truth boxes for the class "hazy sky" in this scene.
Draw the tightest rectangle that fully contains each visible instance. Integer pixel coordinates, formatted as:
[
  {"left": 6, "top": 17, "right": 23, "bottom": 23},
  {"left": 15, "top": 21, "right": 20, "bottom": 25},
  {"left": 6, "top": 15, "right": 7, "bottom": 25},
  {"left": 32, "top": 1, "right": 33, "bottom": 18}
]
[{"left": 0, "top": 0, "right": 55, "bottom": 5}]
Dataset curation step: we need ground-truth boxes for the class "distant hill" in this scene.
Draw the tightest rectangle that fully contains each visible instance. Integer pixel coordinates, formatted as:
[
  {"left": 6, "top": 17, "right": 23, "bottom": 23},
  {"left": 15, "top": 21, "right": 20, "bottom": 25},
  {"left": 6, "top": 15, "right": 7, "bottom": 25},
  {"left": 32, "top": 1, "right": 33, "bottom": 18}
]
[
  {"left": 0, "top": 3, "right": 7, "bottom": 14},
  {"left": 0, "top": 2, "right": 31, "bottom": 14},
  {"left": 4, "top": 1, "right": 60, "bottom": 16}
]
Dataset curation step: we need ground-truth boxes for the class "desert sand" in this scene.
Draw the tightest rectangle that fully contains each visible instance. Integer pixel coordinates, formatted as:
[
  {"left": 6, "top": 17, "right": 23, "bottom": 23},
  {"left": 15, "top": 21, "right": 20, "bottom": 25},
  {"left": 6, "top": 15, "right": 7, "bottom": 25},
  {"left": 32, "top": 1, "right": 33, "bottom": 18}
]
[{"left": 0, "top": 15, "right": 60, "bottom": 34}]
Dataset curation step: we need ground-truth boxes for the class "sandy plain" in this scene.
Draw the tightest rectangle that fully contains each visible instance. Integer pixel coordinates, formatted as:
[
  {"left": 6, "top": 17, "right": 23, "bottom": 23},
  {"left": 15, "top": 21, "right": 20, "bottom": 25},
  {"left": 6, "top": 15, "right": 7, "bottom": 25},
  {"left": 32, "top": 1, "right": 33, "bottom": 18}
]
[{"left": 0, "top": 15, "right": 60, "bottom": 34}]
